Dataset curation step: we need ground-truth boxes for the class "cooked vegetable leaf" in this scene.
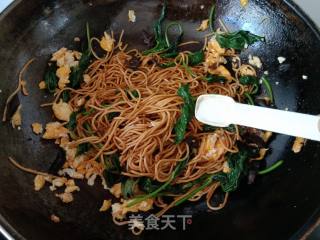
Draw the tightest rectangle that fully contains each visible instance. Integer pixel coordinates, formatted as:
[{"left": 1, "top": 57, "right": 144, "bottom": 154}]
[
  {"left": 204, "top": 75, "right": 226, "bottom": 83},
  {"left": 160, "top": 62, "right": 176, "bottom": 68},
  {"left": 44, "top": 63, "right": 58, "bottom": 93},
  {"left": 127, "top": 156, "right": 189, "bottom": 207},
  {"left": 258, "top": 160, "right": 283, "bottom": 175},
  {"left": 161, "top": 22, "right": 184, "bottom": 58},
  {"left": 81, "top": 108, "right": 95, "bottom": 116},
  {"left": 108, "top": 112, "right": 120, "bottom": 121},
  {"left": 67, "top": 112, "right": 77, "bottom": 131},
  {"left": 216, "top": 30, "right": 265, "bottom": 50},
  {"left": 143, "top": 2, "right": 168, "bottom": 55},
  {"left": 69, "top": 23, "right": 92, "bottom": 89},
  {"left": 61, "top": 90, "right": 70, "bottom": 102},
  {"left": 239, "top": 75, "right": 259, "bottom": 85},
  {"left": 202, "top": 124, "right": 236, "bottom": 133},
  {"left": 76, "top": 142, "right": 91, "bottom": 156},
  {"left": 212, "top": 148, "right": 249, "bottom": 192},
  {"left": 187, "top": 50, "right": 204, "bottom": 66},
  {"left": 174, "top": 85, "right": 195, "bottom": 144},
  {"left": 103, "top": 153, "right": 121, "bottom": 187},
  {"left": 127, "top": 90, "right": 139, "bottom": 100},
  {"left": 121, "top": 178, "right": 139, "bottom": 199},
  {"left": 261, "top": 75, "right": 274, "bottom": 104}
]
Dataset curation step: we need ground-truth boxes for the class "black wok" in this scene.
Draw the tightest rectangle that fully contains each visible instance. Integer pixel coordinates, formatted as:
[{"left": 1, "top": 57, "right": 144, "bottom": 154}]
[{"left": 1, "top": 0, "right": 320, "bottom": 239}]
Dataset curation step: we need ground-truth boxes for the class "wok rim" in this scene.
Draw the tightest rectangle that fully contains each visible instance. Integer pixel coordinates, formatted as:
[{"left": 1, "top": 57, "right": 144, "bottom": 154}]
[{"left": 0, "top": 0, "right": 319, "bottom": 239}]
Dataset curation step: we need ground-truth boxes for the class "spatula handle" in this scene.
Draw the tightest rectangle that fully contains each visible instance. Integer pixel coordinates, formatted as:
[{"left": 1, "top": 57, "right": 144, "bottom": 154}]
[{"left": 232, "top": 103, "right": 320, "bottom": 141}]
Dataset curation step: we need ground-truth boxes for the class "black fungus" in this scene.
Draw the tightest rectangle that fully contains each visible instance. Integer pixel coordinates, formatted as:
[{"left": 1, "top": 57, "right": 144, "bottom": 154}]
[{"left": 126, "top": 55, "right": 141, "bottom": 70}]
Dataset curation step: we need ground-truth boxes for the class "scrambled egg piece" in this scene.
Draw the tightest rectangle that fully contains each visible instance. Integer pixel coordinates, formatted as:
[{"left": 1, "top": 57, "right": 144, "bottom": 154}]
[
  {"left": 110, "top": 183, "right": 122, "bottom": 198},
  {"left": 52, "top": 99, "right": 73, "bottom": 122},
  {"left": 240, "top": 0, "right": 249, "bottom": 7},
  {"left": 42, "top": 122, "right": 69, "bottom": 139},
  {"left": 100, "top": 32, "right": 114, "bottom": 52},
  {"left": 32, "top": 122, "right": 43, "bottom": 135},
  {"left": 205, "top": 39, "right": 232, "bottom": 80},
  {"left": 11, "top": 105, "right": 22, "bottom": 129},
  {"left": 248, "top": 55, "right": 262, "bottom": 69},
  {"left": 209, "top": 65, "right": 232, "bottom": 81},
  {"left": 34, "top": 175, "right": 46, "bottom": 191},
  {"left": 197, "top": 19, "right": 209, "bottom": 31},
  {"left": 239, "top": 65, "right": 256, "bottom": 76},
  {"left": 51, "top": 48, "right": 67, "bottom": 61},
  {"left": 55, "top": 192, "right": 74, "bottom": 203},
  {"left": 128, "top": 10, "right": 136, "bottom": 23},
  {"left": 99, "top": 200, "right": 112, "bottom": 212},
  {"left": 252, "top": 148, "right": 269, "bottom": 160},
  {"left": 83, "top": 74, "right": 91, "bottom": 83},
  {"left": 292, "top": 137, "right": 306, "bottom": 153},
  {"left": 65, "top": 185, "right": 80, "bottom": 193},
  {"left": 56, "top": 65, "right": 71, "bottom": 89},
  {"left": 50, "top": 214, "right": 60, "bottom": 223},
  {"left": 112, "top": 198, "right": 154, "bottom": 220},
  {"left": 200, "top": 133, "right": 226, "bottom": 160},
  {"left": 262, "top": 131, "right": 273, "bottom": 142},
  {"left": 38, "top": 81, "right": 46, "bottom": 89}
]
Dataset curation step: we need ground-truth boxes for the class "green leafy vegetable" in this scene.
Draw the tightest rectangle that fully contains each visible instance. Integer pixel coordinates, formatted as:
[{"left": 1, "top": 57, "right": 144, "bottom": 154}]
[
  {"left": 61, "top": 90, "right": 70, "bottom": 102},
  {"left": 81, "top": 108, "right": 95, "bottom": 116},
  {"left": 212, "top": 148, "right": 249, "bottom": 192},
  {"left": 258, "top": 160, "right": 284, "bottom": 175},
  {"left": 44, "top": 63, "right": 58, "bottom": 93},
  {"left": 187, "top": 50, "right": 204, "bottom": 66},
  {"left": 127, "top": 156, "right": 189, "bottom": 207},
  {"left": 76, "top": 142, "right": 91, "bottom": 156},
  {"left": 126, "top": 90, "right": 139, "bottom": 100},
  {"left": 161, "top": 22, "right": 184, "bottom": 58},
  {"left": 143, "top": 2, "right": 168, "bottom": 55},
  {"left": 202, "top": 124, "right": 236, "bottom": 133},
  {"left": 209, "top": 4, "right": 216, "bottom": 32},
  {"left": 69, "top": 23, "right": 92, "bottom": 89},
  {"left": 160, "top": 62, "right": 176, "bottom": 68},
  {"left": 244, "top": 92, "right": 254, "bottom": 105},
  {"left": 261, "top": 75, "right": 274, "bottom": 104},
  {"left": 174, "top": 85, "right": 195, "bottom": 144},
  {"left": 216, "top": 30, "right": 265, "bottom": 50},
  {"left": 204, "top": 75, "right": 226, "bottom": 83},
  {"left": 108, "top": 112, "right": 120, "bottom": 121},
  {"left": 67, "top": 112, "right": 77, "bottom": 131},
  {"left": 103, "top": 153, "right": 122, "bottom": 187},
  {"left": 121, "top": 178, "right": 139, "bottom": 199},
  {"left": 239, "top": 75, "right": 259, "bottom": 85}
]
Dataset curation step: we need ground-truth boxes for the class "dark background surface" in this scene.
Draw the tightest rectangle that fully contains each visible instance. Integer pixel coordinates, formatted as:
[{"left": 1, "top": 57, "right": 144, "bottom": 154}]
[{"left": 1, "top": 0, "right": 320, "bottom": 239}]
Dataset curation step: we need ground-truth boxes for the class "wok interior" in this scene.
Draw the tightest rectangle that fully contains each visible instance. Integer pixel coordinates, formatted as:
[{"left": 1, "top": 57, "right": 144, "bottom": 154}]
[{"left": 0, "top": 0, "right": 320, "bottom": 239}]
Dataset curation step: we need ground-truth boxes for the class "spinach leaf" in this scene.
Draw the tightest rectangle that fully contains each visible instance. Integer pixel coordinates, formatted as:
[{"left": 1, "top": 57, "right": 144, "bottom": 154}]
[
  {"left": 212, "top": 148, "right": 249, "bottom": 192},
  {"left": 138, "top": 177, "right": 161, "bottom": 194},
  {"left": 216, "top": 30, "right": 265, "bottom": 50},
  {"left": 188, "top": 50, "right": 204, "bottom": 66},
  {"left": 159, "top": 62, "right": 176, "bottom": 68},
  {"left": 202, "top": 124, "right": 236, "bottom": 133},
  {"left": 67, "top": 112, "right": 77, "bottom": 131},
  {"left": 103, "top": 153, "right": 122, "bottom": 187},
  {"left": 44, "top": 63, "right": 58, "bottom": 93},
  {"left": 143, "top": 1, "right": 168, "bottom": 55},
  {"left": 121, "top": 178, "right": 139, "bottom": 199},
  {"left": 127, "top": 156, "right": 189, "bottom": 207},
  {"left": 81, "top": 107, "right": 95, "bottom": 116},
  {"left": 108, "top": 112, "right": 120, "bottom": 121},
  {"left": 174, "top": 84, "right": 195, "bottom": 144},
  {"left": 76, "top": 142, "right": 91, "bottom": 156},
  {"left": 239, "top": 75, "right": 259, "bottom": 85},
  {"left": 204, "top": 75, "right": 226, "bottom": 83},
  {"left": 126, "top": 90, "right": 139, "bottom": 100},
  {"left": 61, "top": 90, "right": 70, "bottom": 102},
  {"left": 69, "top": 23, "right": 92, "bottom": 89},
  {"left": 161, "top": 22, "right": 184, "bottom": 58},
  {"left": 244, "top": 92, "right": 254, "bottom": 105}
]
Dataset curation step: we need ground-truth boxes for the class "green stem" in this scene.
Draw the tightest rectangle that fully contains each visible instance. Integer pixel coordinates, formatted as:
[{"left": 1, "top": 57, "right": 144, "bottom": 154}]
[
  {"left": 244, "top": 92, "right": 254, "bottom": 105},
  {"left": 164, "top": 22, "right": 183, "bottom": 47},
  {"left": 126, "top": 176, "right": 174, "bottom": 207},
  {"left": 258, "top": 160, "right": 284, "bottom": 175},
  {"left": 209, "top": 4, "right": 216, "bottom": 32},
  {"left": 261, "top": 76, "right": 274, "bottom": 104},
  {"left": 175, "top": 177, "right": 213, "bottom": 206}
]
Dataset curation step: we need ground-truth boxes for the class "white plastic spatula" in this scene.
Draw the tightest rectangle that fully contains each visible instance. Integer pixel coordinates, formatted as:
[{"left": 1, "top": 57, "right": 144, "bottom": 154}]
[{"left": 195, "top": 94, "right": 320, "bottom": 141}]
